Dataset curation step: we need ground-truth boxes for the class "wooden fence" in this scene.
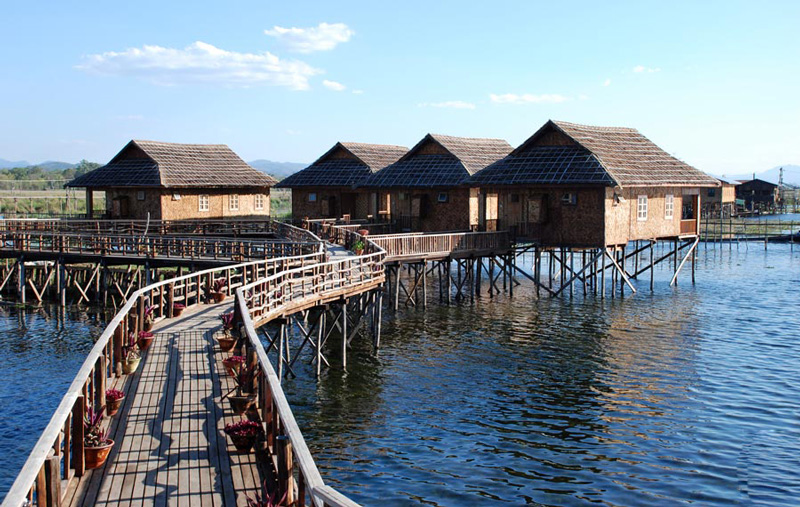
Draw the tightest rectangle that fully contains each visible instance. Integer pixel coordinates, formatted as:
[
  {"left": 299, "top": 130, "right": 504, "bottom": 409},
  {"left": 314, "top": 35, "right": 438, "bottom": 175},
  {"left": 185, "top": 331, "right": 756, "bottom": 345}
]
[
  {"left": 0, "top": 218, "right": 281, "bottom": 237},
  {"left": 0, "top": 232, "right": 319, "bottom": 261},
  {"left": 700, "top": 217, "right": 800, "bottom": 243},
  {"left": 369, "top": 230, "right": 511, "bottom": 261},
  {"left": 3, "top": 222, "right": 325, "bottom": 507},
  {"left": 233, "top": 225, "right": 386, "bottom": 506}
]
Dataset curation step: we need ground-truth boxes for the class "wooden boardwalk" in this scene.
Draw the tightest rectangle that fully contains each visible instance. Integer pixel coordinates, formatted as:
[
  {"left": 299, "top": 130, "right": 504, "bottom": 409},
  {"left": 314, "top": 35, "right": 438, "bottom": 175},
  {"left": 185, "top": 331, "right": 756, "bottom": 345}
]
[{"left": 66, "top": 302, "right": 263, "bottom": 507}]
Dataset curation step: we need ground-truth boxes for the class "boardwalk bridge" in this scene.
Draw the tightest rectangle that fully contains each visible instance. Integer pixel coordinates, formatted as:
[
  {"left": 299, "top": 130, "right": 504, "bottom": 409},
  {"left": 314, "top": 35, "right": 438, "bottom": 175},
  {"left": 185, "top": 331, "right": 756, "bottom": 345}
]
[{"left": 1, "top": 219, "right": 511, "bottom": 507}]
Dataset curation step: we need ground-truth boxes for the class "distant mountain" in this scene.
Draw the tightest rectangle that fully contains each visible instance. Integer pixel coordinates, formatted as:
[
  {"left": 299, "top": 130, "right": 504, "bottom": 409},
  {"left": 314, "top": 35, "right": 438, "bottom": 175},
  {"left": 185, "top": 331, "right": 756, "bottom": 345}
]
[
  {"left": 721, "top": 164, "right": 800, "bottom": 185},
  {"left": 37, "top": 161, "right": 77, "bottom": 171},
  {"left": 0, "top": 158, "right": 31, "bottom": 169},
  {"left": 248, "top": 160, "right": 307, "bottom": 180}
]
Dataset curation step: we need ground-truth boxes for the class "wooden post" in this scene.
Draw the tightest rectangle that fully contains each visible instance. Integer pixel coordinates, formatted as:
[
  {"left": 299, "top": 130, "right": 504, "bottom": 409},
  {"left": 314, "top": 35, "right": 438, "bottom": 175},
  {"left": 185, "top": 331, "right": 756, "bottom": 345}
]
[
  {"left": 45, "top": 454, "right": 61, "bottom": 507},
  {"left": 72, "top": 395, "right": 85, "bottom": 477},
  {"left": 650, "top": 241, "right": 655, "bottom": 291},
  {"left": 86, "top": 189, "right": 94, "bottom": 218},
  {"left": 276, "top": 436, "right": 295, "bottom": 505},
  {"left": 342, "top": 300, "right": 348, "bottom": 370},
  {"left": 18, "top": 257, "right": 25, "bottom": 304},
  {"left": 600, "top": 248, "right": 606, "bottom": 299}
]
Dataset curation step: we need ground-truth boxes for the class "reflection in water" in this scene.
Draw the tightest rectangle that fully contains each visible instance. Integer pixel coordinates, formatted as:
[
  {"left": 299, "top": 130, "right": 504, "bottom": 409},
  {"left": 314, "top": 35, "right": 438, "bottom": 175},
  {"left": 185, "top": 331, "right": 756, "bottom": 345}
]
[
  {"left": 0, "top": 304, "right": 109, "bottom": 501},
  {"left": 283, "top": 245, "right": 800, "bottom": 506}
]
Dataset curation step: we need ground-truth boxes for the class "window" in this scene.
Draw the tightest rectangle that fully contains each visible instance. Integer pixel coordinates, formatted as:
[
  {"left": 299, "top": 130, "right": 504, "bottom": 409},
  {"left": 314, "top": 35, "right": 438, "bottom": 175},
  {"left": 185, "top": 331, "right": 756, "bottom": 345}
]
[
  {"left": 707, "top": 188, "right": 716, "bottom": 197},
  {"left": 172, "top": 193, "right": 181, "bottom": 201},
  {"left": 199, "top": 194, "right": 209, "bottom": 212},
  {"left": 229, "top": 194, "right": 239, "bottom": 211},
  {"left": 637, "top": 195, "right": 648, "bottom": 221},
  {"left": 137, "top": 190, "right": 146, "bottom": 201},
  {"left": 308, "top": 193, "right": 317, "bottom": 203},
  {"left": 665, "top": 194, "right": 674, "bottom": 219},
  {"left": 255, "top": 193, "right": 265, "bottom": 210},
  {"left": 561, "top": 192, "right": 577, "bottom": 205},
  {"left": 437, "top": 192, "right": 449, "bottom": 203}
]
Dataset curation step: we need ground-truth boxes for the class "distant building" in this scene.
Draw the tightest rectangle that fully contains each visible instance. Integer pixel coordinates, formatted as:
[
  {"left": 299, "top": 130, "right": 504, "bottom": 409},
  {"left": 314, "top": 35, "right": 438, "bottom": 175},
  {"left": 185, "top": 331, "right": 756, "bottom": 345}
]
[
  {"left": 735, "top": 178, "right": 779, "bottom": 212},
  {"left": 276, "top": 142, "right": 407, "bottom": 221},
  {"left": 359, "top": 134, "right": 512, "bottom": 232},
  {"left": 701, "top": 177, "right": 736, "bottom": 217},
  {"left": 469, "top": 120, "right": 720, "bottom": 246},
  {"left": 67, "top": 140, "right": 276, "bottom": 220}
]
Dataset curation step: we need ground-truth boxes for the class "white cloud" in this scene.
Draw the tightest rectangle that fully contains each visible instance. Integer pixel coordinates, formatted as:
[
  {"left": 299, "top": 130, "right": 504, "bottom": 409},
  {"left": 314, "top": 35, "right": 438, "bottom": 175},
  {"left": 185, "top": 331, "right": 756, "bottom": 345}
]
[
  {"left": 603, "top": 78, "right": 612, "bottom": 87},
  {"left": 351, "top": 89, "right": 364, "bottom": 95},
  {"left": 322, "top": 79, "right": 346, "bottom": 91},
  {"left": 419, "top": 100, "right": 476, "bottom": 110},
  {"left": 265, "top": 22, "right": 353, "bottom": 53},
  {"left": 489, "top": 93, "right": 568, "bottom": 105},
  {"left": 77, "top": 41, "right": 321, "bottom": 90},
  {"left": 633, "top": 65, "right": 661, "bottom": 73},
  {"left": 578, "top": 94, "right": 589, "bottom": 101}
]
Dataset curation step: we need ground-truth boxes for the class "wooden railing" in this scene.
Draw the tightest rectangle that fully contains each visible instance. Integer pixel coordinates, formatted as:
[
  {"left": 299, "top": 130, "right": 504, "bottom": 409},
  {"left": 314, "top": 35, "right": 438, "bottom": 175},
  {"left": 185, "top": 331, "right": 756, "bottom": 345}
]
[
  {"left": 233, "top": 224, "right": 386, "bottom": 506},
  {"left": 0, "top": 218, "right": 281, "bottom": 237},
  {"left": 369, "top": 230, "right": 511, "bottom": 260},
  {"left": 3, "top": 222, "right": 325, "bottom": 507},
  {"left": 700, "top": 217, "right": 800, "bottom": 242},
  {"left": 0, "top": 231, "right": 318, "bottom": 261},
  {"left": 304, "top": 219, "right": 396, "bottom": 246}
]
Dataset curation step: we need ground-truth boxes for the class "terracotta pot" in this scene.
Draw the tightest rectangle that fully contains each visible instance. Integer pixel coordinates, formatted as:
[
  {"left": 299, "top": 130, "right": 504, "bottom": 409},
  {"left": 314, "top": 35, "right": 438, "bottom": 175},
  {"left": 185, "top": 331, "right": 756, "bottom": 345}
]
[
  {"left": 217, "top": 335, "right": 236, "bottom": 352},
  {"left": 357, "top": 229, "right": 369, "bottom": 236},
  {"left": 210, "top": 291, "right": 226, "bottom": 303},
  {"left": 222, "top": 358, "right": 242, "bottom": 377},
  {"left": 137, "top": 336, "right": 154, "bottom": 352},
  {"left": 107, "top": 396, "right": 125, "bottom": 416},
  {"left": 228, "top": 395, "right": 255, "bottom": 415},
  {"left": 228, "top": 433, "right": 256, "bottom": 453},
  {"left": 122, "top": 357, "right": 140, "bottom": 375},
  {"left": 85, "top": 439, "right": 114, "bottom": 469}
]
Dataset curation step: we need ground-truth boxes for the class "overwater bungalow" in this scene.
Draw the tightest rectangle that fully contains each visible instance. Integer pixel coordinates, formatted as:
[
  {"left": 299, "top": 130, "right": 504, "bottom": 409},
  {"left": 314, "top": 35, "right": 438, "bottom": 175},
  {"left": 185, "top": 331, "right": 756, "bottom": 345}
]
[
  {"left": 359, "top": 133, "right": 512, "bottom": 232},
  {"left": 701, "top": 177, "right": 736, "bottom": 217},
  {"left": 276, "top": 142, "right": 407, "bottom": 221},
  {"left": 735, "top": 178, "right": 779, "bottom": 213},
  {"left": 468, "top": 120, "right": 720, "bottom": 246},
  {"left": 67, "top": 140, "right": 276, "bottom": 220}
]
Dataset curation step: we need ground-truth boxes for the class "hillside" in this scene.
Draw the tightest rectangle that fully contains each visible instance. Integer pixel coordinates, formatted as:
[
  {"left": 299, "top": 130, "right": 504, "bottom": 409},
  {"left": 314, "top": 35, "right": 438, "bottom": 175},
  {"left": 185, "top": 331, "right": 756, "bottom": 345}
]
[
  {"left": 248, "top": 160, "right": 306, "bottom": 180},
  {"left": 722, "top": 164, "right": 800, "bottom": 185}
]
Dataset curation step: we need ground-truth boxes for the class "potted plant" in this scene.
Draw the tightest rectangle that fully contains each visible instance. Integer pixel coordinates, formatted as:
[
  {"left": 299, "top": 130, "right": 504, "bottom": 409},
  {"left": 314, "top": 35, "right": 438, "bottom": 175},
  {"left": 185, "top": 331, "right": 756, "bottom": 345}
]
[
  {"left": 173, "top": 303, "right": 186, "bottom": 316},
  {"left": 122, "top": 337, "right": 141, "bottom": 375},
  {"left": 224, "top": 419, "right": 262, "bottom": 453},
  {"left": 137, "top": 330, "right": 154, "bottom": 351},
  {"left": 209, "top": 278, "right": 228, "bottom": 303},
  {"left": 84, "top": 407, "right": 114, "bottom": 469},
  {"left": 226, "top": 362, "right": 259, "bottom": 415},
  {"left": 217, "top": 312, "right": 237, "bottom": 352},
  {"left": 357, "top": 228, "right": 369, "bottom": 236},
  {"left": 352, "top": 239, "right": 365, "bottom": 255},
  {"left": 105, "top": 388, "right": 125, "bottom": 416},
  {"left": 222, "top": 355, "right": 245, "bottom": 377},
  {"left": 143, "top": 305, "right": 155, "bottom": 331}
]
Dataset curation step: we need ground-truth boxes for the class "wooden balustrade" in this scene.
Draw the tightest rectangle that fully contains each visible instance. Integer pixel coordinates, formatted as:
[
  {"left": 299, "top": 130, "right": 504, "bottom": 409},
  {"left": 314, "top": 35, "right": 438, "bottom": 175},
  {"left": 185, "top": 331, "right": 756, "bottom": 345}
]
[
  {"left": 4, "top": 240, "right": 325, "bottom": 507},
  {"left": 0, "top": 231, "right": 319, "bottom": 261},
  {"left": 369, "top": 230, "right": 511, "bottom": 260},
  {"left": 0, "top": 218, "right": 286, "bottom": 237},
  {"left": 680, "top": 219, "right": 698, "bottom": 235},
  {"left": 234, "top": 224, "right": 384, "bottom": 506}
]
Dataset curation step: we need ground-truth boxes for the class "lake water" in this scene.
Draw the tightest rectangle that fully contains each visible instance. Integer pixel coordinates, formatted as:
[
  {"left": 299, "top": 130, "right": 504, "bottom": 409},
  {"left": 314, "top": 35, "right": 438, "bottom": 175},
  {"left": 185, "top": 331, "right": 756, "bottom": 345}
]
[{"left": 1, "top": 243, "right": 799, "bottom": 505}]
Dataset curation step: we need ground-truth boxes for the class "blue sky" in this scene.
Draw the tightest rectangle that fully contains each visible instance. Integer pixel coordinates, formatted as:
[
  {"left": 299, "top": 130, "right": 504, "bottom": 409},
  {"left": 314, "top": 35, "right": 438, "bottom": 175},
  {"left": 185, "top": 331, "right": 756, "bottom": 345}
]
[{"left": 2, "top": 0, "right": 798, "bottom": 176}]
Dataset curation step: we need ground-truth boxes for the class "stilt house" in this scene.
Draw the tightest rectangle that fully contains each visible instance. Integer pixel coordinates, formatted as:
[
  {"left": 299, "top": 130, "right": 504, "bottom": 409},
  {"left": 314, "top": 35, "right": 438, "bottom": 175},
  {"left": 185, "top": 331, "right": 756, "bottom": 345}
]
[
  {"left": 67, "top": 140, "right": 276, "bottom": 220},
  {"left": 468, "top": 120, "right": 719, "bottom": 246},
  {"left": 276, "top": 142, "right": 407, "bottom": 221},
  {"left": 735, "top": 178, "right": 780, "bottom": 212},
  {"left": 359, "top": 134, "right": 512, "bottom": 232},
  {"left": 701, "top": 177, "right": 736, "bottom": 217}
]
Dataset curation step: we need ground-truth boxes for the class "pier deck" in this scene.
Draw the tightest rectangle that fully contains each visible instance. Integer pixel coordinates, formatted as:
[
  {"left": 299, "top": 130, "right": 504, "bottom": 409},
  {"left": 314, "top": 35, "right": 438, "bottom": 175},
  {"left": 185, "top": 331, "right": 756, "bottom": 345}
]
[{"left": 65, "top": 302, "right": 262, "bottom": 507}]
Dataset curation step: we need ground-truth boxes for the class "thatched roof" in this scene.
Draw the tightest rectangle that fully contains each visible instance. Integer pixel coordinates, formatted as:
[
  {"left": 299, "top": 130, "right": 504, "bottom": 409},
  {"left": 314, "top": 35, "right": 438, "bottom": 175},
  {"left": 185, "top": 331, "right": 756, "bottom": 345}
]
[
  {"left": 67, "top": 140, "right": 277, "bottom": 189},
  {"left": 470, "top": 120, "right": 719, "bottom": 188},
  {"left": 360, "top": 134, "right": 512, "bottom": 188},
  {"left": 276, "top": 142, "right": 407, "bottom": 188}
]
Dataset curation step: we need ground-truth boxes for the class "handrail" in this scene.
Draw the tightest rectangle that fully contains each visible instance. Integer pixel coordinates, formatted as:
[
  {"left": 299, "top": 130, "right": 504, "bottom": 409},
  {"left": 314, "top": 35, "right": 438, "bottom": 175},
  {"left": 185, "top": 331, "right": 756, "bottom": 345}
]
[
  {"left": 3, "top": 221, "right": 324, "bottom": 507},
  {"left": 369, "top": 230, "right": 511, "bottom": 260},
  {"left": 0, "top": 231, "right": 319, "bottom": 261},
  {"left": 0, "top": 218, "right": 286, "bottom": 237},
  {"left": 234, "top": 224, "right": 385, "bottom": 506}
]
